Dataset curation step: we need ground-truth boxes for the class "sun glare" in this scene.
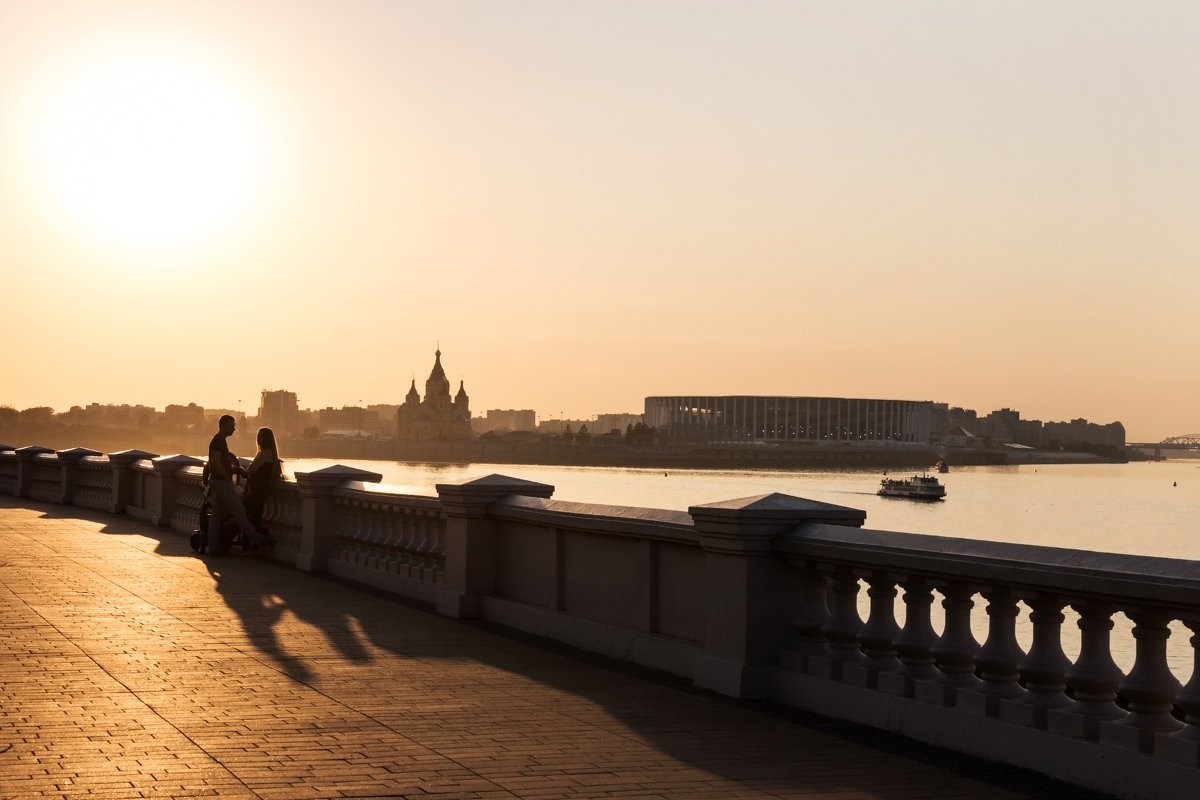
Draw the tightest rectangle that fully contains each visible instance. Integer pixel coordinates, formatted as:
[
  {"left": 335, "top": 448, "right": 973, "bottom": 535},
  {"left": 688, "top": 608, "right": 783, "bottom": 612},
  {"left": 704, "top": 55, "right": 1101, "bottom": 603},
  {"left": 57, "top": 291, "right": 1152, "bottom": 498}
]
[{"left": 31, "top": 41, "right": 265, "bottom": 251}]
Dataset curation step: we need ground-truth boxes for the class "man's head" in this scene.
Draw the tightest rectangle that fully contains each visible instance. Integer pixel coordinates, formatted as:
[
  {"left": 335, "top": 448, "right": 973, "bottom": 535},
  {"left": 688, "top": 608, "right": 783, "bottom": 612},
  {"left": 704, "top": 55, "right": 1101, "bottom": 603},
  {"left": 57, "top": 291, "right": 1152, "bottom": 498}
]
[{"left": 218, "top": 414, "right": 236, "bottom": 436}]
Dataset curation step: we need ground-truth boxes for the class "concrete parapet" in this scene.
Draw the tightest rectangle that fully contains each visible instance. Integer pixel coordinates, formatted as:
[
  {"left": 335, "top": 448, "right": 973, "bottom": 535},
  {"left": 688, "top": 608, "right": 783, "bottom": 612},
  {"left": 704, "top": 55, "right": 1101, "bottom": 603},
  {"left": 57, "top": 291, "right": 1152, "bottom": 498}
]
[
  {"left": 435, "top": 474, "right": 554, "bottom": 619},
  {"left": 14, "top": 446, "right": 54, "bottom": 498},
  {"left": 55, "top": 447, "right": 102, "bottom": 505},
  {"left": 690, "top": 493, "right": 865, "bottom": 699}
]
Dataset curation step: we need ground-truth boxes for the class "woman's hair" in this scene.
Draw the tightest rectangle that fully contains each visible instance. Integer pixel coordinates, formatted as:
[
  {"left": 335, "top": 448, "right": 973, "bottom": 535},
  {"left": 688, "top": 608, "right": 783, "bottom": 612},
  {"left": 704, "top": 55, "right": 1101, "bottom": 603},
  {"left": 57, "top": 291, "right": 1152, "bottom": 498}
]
[{"left": 256, "top": 427, "right": 281, "bottom": 461}]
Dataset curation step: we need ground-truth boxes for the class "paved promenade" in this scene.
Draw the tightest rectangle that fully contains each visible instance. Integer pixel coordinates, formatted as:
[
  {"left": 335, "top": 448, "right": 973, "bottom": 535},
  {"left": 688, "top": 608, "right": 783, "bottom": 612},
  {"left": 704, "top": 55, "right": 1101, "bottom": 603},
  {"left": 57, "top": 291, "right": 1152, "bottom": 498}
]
[{"left": 0, "top": 498, "right": 1111, "bottom": 800}]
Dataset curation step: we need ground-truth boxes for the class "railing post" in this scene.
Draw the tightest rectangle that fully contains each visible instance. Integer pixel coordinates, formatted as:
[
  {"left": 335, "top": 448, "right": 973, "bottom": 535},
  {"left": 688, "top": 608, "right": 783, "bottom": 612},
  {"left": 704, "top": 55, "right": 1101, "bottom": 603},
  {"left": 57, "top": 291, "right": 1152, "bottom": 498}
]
[
  {"left": 14, "top": 446, "right": 54, "bottom": 498},
  {"left": 149, "top": 455, "right": 204, "bottom": 526},
  {"left": 691, "top": 494, "right": 865, "bottom": 699},
  {"left": 294, "top": 465, "right": 384, "bottom": 574},
  {"left": 106, "top": 450, "right": 157, "bottom": 514},
  {"left": 435, "top": 474, "right": 554, "bottom": 619},
  {"left": 56, "top": 447, "right": 101, "bottom": 505},
  {"left": 0, "top": 448, "right": 16, "bottom": 497}
]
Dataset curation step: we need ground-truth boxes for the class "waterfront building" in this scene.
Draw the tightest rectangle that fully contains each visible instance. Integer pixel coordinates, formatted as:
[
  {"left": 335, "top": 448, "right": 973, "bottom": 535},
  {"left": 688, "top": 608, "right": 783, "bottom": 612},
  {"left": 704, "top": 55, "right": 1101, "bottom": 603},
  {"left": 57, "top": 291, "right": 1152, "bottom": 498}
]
[
  {"left": 396, "top": 349, "right": 472, "bottom": 440},
  {"left": 644, "top": 395, "right": 934, "bottom": 445}
]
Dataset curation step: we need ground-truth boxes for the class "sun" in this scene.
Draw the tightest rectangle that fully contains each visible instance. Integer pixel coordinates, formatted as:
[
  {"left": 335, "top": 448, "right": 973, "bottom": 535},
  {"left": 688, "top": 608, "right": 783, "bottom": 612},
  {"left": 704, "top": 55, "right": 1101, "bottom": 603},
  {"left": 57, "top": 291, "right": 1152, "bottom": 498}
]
[{"left": 30, "top": 40, "right": 266, "bottom": 252}]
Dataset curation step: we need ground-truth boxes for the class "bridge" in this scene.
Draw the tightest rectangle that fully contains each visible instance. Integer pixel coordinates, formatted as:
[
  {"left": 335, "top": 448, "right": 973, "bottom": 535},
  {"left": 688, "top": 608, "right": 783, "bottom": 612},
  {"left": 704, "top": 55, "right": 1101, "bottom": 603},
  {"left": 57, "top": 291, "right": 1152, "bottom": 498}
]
[{"left": 1126, "top": 434, "right": 1200, "bottom": 458}]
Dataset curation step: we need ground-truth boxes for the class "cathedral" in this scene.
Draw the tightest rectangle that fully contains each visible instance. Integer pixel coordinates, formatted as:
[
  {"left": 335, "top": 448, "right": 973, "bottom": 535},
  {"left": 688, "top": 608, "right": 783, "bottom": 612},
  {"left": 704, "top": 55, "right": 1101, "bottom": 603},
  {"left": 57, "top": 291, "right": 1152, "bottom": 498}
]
[{"left": 396, "top": 349, "right": 472, "bottom": 440}]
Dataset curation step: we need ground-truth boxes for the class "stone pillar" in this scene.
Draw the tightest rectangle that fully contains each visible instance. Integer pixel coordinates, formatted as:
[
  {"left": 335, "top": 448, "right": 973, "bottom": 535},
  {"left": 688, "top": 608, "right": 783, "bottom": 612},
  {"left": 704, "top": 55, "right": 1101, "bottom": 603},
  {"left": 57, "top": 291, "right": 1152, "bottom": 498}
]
[
  {"left": 56, "top": 447, "right": 102, "bottom": 505},
  {"left": 435, "top": 474, "right": 555, "bottom": 619},
  {"left": 150, "top": 455, "right": 205, "bottom": 526},
  {"left": 294, "top": 465, "right": 385, "bottom": 573},
  {"left": 690, "top": 493, "right": 865, "bottom": 699},
  {"left": 14, "top": 446, "right": 54, "bottom": 498},
  {"left": 107, "top": 450, "right": 157, "bottom": 514}
]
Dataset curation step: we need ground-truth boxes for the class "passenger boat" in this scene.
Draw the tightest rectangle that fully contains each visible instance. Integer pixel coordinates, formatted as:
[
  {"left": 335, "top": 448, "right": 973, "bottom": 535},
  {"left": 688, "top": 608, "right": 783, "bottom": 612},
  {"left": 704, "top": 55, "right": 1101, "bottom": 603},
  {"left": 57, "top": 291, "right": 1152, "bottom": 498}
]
[{"left": 878, "top": 474, "right": 946, "bottom": 500}]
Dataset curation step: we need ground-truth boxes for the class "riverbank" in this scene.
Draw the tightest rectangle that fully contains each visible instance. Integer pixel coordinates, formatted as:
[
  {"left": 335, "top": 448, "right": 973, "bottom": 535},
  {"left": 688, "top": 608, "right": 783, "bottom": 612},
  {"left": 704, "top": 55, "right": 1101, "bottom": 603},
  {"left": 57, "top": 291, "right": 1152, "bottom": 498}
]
[
  {"left": 284, "top": 437, "right": 1121, "bottom": 469},
  {"left": 0, "top": 426, "right": 1124, "bottom": 469}
]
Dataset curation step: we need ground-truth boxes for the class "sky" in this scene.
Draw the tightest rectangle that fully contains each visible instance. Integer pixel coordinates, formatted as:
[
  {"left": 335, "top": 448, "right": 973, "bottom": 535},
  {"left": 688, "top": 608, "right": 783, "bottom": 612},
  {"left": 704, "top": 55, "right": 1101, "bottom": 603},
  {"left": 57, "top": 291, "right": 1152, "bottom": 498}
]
[{"left": 2, "top": 1, "right": 1198, "bottom": 442}]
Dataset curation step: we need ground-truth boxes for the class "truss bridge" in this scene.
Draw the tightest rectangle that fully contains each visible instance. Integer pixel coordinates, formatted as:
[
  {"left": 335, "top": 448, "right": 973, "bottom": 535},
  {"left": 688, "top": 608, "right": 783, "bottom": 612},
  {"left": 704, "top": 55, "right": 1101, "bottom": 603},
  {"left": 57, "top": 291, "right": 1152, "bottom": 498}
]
[{"left": 1126, "top": 434, "right": 1200, "bottom": 458}]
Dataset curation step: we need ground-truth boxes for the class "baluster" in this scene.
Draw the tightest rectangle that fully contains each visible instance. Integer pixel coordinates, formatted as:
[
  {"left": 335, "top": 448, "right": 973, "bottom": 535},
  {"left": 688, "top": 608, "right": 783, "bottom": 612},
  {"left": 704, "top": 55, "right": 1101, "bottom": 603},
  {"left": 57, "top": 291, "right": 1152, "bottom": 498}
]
[
  {"left": 965, "top": 588, "right": 1026, "bottom": 716},
  {"left": 882, "top": 579, "right": 938, "bottom": 697},
  {"left": 356, "top": 503, "right": 374, "bottom": 566},
  {"left": 857, "top": 572, "right": 901, "bottom": 685},
  {"left": 413, "top": 512, "right": 434, "bottom": 576},
  {"left": 332, "top": 498, "right": 355, "bottom": 560},
  {"left": 819, "top": 567, "right": 864, "bottom": 679},
  {"left": 1103, "top": 609, "right": 1184, "bottom": 753},
  {"left": 922, "top": 582, "right": 980, "bottom": 706},
  {"left": 352, "top": 500, "right": 372, "bottom": 562},
  {"left": 391, "top": 513, "right": 413, "bottom": 573},
  {"left": 1003, "top": 595, "right": 1072, "bottom": 728},
  {"left": 421, "top": 510, "right": 443, "bottom": 575},
  {"left": 378, "top": 509, "right": 401, "bottom": 573},
  {"left": 426, "top": 513, "right": 445, "bottom": 569},
  {"left": 1049, "top": 600, "right": 1126, "bottom": 740},
  {"left": 783, "top": 562, "right": 830, "bottom": 672},
  {"left": 1158, "top": 618, "right": 1200, "bottom": 766}
]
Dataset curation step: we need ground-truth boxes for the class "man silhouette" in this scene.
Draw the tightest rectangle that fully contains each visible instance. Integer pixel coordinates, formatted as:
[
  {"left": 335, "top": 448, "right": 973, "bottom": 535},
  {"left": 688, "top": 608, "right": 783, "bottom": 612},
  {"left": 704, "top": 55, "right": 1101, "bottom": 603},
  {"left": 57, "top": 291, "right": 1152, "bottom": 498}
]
[{"left": 206, "top": 414, "right": 265, "bottom": 555}]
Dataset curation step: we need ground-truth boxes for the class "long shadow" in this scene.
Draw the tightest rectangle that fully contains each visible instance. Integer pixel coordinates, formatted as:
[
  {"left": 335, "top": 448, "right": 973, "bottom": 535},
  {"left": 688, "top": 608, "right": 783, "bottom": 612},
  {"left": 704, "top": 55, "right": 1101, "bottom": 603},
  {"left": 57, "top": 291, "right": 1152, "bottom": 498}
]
[{"left": 16, "top": 499, "right": 1113, "bottom": 799}]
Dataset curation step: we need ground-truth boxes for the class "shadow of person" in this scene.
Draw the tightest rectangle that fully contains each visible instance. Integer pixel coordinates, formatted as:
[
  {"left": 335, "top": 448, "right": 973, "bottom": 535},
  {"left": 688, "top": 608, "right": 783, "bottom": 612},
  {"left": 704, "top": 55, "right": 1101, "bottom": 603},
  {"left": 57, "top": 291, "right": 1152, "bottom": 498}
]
[{"left": 204, "top": 554, "right": 373, "bottom": 684}]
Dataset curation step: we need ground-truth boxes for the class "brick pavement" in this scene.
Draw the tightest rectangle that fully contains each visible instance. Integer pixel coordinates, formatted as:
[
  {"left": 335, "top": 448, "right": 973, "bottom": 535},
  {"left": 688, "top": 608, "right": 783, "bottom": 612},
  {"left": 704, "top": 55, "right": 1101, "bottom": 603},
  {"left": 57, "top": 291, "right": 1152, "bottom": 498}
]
[{"left": 0, "top": 498, "right": 1112, "bottom": 800}]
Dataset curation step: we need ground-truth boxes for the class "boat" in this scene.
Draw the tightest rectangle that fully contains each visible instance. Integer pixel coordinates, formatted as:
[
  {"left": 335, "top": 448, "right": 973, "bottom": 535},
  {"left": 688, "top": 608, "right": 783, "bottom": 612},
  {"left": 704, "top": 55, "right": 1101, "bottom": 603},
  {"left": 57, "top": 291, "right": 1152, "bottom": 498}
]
[
  {"left": 878, "top": 474, "right": 946, "bottom": 500},
  {"left": 934, "top": 460, "right": 949, "bottom": 473}
]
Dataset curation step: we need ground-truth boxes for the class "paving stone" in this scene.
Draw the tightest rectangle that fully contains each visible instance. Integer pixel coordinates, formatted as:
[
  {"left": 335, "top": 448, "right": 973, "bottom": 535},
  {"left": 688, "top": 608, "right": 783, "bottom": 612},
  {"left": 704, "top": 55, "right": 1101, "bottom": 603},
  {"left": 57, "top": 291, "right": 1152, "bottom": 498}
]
[{"left": 0, "top": 498, "right": 1112, "bottom": 799}]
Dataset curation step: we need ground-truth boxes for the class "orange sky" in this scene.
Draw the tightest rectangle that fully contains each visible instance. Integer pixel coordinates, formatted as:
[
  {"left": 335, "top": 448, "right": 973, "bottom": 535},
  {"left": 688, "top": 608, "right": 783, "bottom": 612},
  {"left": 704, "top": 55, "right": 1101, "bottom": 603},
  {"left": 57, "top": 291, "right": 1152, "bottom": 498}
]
[{"left": 2, "top": 2, "right": 1198, "bottom": 442}]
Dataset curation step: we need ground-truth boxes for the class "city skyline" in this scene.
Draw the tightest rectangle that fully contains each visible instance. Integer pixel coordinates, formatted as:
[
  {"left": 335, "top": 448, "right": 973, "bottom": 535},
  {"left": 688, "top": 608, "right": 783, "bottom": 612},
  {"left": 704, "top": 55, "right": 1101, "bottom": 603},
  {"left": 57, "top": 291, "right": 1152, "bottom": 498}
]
[{"left": 4, "top": 3, "right": 1199, "bottom": 443}]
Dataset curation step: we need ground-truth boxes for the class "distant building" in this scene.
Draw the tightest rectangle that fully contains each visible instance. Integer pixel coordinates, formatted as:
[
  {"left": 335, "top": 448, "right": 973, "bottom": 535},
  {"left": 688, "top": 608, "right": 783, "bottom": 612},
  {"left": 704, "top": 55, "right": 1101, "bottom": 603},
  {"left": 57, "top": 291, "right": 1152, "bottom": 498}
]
[
  {"left": 595, "top": 413, "right": 643, "bottom": 436},
  {"left": 83, "top": 403, "right": 158, "bottom": 428},
  {"left": 644, "top": 396, "right": 933, "bottom": 445},
  {"left": 318, "top": 406, "right": 379, "bottom": 436},
  {"left": 480, "top": 409, "right": 537, "bottom": 433},
  {"left": 1043, "top": 418, "right": 1126, "bottom": 448},
  {"left": 163, "top": 403, "right": 205, "bottom": 431},
  {"left": 259, "top": 390, "right": 300, "bottom": 434},
  {"left": 981, "top": 408, "right": 1020, "bottom": 443},
  {"left": 396, "top": 349, "right": 472, "bottom": 440}
]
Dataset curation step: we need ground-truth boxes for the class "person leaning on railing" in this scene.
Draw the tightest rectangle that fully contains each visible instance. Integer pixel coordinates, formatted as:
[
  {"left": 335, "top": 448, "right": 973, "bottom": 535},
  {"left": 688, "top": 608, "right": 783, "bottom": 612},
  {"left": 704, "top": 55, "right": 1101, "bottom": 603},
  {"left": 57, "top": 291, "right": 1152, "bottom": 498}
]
[
  {"left": 205, "top": 414, "right": 268, "bottom": 555},
  {"left": 244, "top": 426, "right": 282, "bottom": 541}
]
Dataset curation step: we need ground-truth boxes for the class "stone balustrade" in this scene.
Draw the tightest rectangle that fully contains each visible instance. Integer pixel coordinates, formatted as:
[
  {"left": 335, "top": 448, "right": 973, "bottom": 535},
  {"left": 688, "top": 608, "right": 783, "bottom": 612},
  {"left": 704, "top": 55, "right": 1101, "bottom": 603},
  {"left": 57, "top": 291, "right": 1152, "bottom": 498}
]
[{"left": 0, "top": 443, "right": 1196, "bottom": 799}]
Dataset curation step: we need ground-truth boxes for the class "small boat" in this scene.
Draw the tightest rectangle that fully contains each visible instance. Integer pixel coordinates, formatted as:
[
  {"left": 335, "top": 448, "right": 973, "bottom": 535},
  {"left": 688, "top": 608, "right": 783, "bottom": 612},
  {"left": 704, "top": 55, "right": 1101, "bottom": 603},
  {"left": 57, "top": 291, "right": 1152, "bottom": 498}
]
[
  {"left": 878, "top": 474, "right": 946, "bottom": 501},
  {"left": 934, "top": 460, "right": 949, "bottom": 473}
]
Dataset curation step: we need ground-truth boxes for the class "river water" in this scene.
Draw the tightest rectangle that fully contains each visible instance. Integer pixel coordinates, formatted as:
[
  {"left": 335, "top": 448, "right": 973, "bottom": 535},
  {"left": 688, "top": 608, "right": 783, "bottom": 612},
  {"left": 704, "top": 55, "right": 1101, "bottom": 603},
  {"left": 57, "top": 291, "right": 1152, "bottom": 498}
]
[{"left": 289, "top": 457, "right": 1200, "bottom": 675}]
